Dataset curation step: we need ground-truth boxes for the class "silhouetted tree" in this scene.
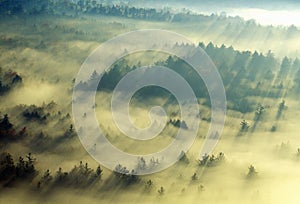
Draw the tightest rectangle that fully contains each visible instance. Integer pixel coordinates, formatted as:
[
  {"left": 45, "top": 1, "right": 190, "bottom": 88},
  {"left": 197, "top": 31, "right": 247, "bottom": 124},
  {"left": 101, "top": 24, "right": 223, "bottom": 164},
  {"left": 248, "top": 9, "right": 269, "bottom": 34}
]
[
  {"left": 247, "top": 165, "right": 257, "bottom": 178},
  {"left": 169, "top": 119, "right": 188, "bottom": 129},
  {"left": 40, "top": 169, "right": 53, "bottom": 185},
  {"left": 55, "top": 167, "right": 68, "bottom": 183},
  {"left": 276, "top": 100, "right": 286, "bottom": 119},
  {"left": 199, "top": 152, "right": 225, "bottom": 167},
  {"left": 0, "top": 114, "right": 13, "bottom": 131},
  {"left": 254, "top": 104, "right": 265, "bottom": 121},
  {"left": 145, "top": 179, "right": 153, "bottom": 191},
  {"left": 240, "top": 120, "right": 249, "bottom": 132},
  {"left": 136, "top": 157, "right": 146, "bottom": 171},
  {"left": 297, "top": 148, "right": 300, "bottom": 157},
  {"left": 278, "top": 57, "right": 291, "bottom": 79},
  {"left": 15, "top": 153, "right": 36, "bottom": 179},
  {"left": 270, "top": 125, "right": 277, "bottom": 132},
  {"left": 191, "top": 173, "right": 198, "bottom": 181},
  {"left": 0, "top": 152, "right": 15, "bottom": 181},
  {"left": 178, "top": 151, "right": 189, "bottom": 164},
  {"left": 96, "top": 165, "right": 103, "bottom": 178},
  {"left": 158, "top": 186, "right": 165, "bottom": 195},
  {"left": 198, "top": 184, "right": 205, "bottom": 192},
  {"left": 113, "top": 164, "right": 140, "bottom": 185}
]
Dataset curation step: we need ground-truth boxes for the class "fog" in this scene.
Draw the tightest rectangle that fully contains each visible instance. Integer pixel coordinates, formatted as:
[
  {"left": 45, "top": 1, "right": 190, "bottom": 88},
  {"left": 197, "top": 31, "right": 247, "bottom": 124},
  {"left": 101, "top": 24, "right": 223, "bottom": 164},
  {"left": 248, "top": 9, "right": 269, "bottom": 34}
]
[
  {"left": 127, "top": 0, "right": 300, "bottom": 26},
  {"left": 1, "top": 1, "right": 300, "bottom": 204}
]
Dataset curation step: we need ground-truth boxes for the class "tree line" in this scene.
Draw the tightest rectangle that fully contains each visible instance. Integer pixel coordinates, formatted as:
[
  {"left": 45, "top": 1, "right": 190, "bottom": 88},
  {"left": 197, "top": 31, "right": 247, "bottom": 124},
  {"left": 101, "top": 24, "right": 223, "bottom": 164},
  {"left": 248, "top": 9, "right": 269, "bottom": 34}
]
[
  {"left": 77, "top": 42, "right": 300, "bottom": 114},
  {"left": 0, "top": 68, "right": 22, "bottom": 95}
]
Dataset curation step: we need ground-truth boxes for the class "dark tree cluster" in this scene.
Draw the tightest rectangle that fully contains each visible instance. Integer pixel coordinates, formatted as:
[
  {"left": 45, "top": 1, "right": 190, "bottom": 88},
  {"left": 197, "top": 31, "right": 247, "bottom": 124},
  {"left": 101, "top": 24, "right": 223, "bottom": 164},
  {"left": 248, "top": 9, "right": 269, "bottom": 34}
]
[
  {"left": 202, "top": 44, "right": 300, "bottom": 112},
  {"left": 0, "top": 114, "right": 27, "bottom": 141},
  {"left": 134, "top": 157, "right": 160, "bottom": 174},
  {"left": 30, "top": 124, "right": 76, "bottom": 153},
  {"left": 20, "top": 101, "right": 58, "bottom": 123},
  {"left": 22, "top": 105, "right": 49, "bottom": 122},
  {"left": 78, "top": 41, "right": 298, "bottom": 114},
  {"left": 168, "top": 119, "right": 188, "bottom": 129},
  {"left": 0, "top": 114, "right": 13, "bottom": 133},
  {"left": 0, "top": 152, "right": 37, "bottom": 186},
  {"left": 198, "top": 152, "right": 225, "bottom": 167},
  {"left": 80, "top": 2, "right": 173, "bottom": 21},
  {"left": 0, "top": 68, "right": 22, "bottom": 95},
  {"left": 0, "top": 151, "right": 104, "bottom": 189},
  {"left": 203, "top": 44, "right": 280, "bottom": 112},
  {"left": 113, "top": 164, "right": 140, "bottom": 186},
  {"left": 0, "top": 150, "right": 155, "bottom": 191},
  {"left": 0, "top": 0, "right": 173, "bottom": 21},
  {"left": 38, "top": 161, "right": 103, "bottom": 189}
]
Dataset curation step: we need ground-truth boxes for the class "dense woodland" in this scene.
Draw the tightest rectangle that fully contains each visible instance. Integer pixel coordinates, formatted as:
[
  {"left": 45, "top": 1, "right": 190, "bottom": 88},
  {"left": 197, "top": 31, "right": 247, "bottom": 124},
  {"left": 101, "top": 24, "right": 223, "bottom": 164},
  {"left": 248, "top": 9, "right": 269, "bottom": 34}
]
[
  {"left": 77, "top": 42, "right": 300, "bottom": 114},
  {"left": 1, "top": 1, "right": 300, "bottom": 202}
]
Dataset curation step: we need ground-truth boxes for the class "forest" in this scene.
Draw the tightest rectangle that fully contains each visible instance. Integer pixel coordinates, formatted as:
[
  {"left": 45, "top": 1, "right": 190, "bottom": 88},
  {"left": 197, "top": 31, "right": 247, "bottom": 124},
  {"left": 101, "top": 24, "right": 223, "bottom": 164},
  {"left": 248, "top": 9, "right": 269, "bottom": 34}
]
[{"left": 1, "top": 1, "right": 300, "bottom": 204}]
